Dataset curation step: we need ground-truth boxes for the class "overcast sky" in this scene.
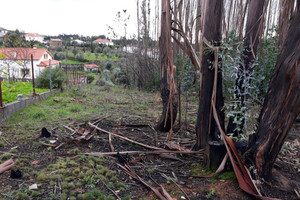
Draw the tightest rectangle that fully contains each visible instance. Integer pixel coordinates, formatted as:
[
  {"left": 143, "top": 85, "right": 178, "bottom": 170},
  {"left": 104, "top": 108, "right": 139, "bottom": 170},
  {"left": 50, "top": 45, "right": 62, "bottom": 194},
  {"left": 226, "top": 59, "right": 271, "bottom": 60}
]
[{"left": 1, "top": 0, "right": 138, "bottom": 38}]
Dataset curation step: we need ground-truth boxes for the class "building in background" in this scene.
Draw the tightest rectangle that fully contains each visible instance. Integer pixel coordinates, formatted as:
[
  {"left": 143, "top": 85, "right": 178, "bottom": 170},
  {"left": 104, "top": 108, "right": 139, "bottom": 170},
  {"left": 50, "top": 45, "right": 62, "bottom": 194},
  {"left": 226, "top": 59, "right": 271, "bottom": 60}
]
[
  {"left": 0, "top": 46, "right": 60, "bottom": 79},
  {"left": 24, "top": 33, "right": 44, "bottom": 43},
  {"left": 49, "top": 39, "right": 62, "bottom": 50},
  {"left": 93, "top": 38, "right": 113, "bottom": 46}
]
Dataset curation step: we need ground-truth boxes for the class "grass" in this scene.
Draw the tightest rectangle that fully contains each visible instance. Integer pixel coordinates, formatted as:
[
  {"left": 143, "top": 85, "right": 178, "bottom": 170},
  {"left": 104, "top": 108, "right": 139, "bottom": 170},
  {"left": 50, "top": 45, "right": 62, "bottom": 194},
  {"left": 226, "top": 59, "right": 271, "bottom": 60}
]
[
  {"left": 0, "top": 83, "right": 201, "bottom": 199},
  {"left": 61, "top": 52, "right": 119, "bottom": 64},
  {"left": 1, "top": 81, "right": 49, "bottom": 104}
]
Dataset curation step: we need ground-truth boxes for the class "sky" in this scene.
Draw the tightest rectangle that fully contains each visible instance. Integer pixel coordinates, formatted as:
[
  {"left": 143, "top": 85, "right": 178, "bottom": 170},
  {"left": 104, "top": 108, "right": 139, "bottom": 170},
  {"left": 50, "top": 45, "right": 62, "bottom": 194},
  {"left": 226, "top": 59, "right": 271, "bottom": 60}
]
[{"left": 1, "top": 0, "right": 138, "bottom": 38}]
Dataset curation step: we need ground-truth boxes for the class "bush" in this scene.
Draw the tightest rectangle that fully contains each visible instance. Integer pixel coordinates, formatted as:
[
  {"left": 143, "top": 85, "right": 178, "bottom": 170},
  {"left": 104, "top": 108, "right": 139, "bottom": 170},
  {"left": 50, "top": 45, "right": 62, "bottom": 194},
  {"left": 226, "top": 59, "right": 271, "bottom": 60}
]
[
  {"left": 87, "top": 75, "right": 95, "bottom": 84},
  {"left": 103, "top": 47, "right": 110, "bottom": 55},
  {"left": 36, "top": 67, "right": 67, "bottom": 89},
  {"left": 75, "top": 52, "right": 85, "bottom": 62},
  {"left": 54, "top": 52, "right": 65, "bottom": 60},
  {"left": 72, "top": 48, "right": 79, "bottom": 56},
  {"left": 96, "top": 69, "right": 114, "bottom": 87},
  {"left": 105, "top": 61, "right": 112, "bottom": 70},
  {"left": 95, "top": 47, "right": 102, "bottom": 53}
]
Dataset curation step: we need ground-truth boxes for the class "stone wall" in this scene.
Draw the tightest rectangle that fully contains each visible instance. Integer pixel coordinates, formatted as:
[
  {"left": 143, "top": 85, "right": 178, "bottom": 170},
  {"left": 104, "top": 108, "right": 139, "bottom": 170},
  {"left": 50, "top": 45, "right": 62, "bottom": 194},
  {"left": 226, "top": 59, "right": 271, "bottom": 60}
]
[{"left": 0, "top": 89, "right": 60, "bottom": 123}]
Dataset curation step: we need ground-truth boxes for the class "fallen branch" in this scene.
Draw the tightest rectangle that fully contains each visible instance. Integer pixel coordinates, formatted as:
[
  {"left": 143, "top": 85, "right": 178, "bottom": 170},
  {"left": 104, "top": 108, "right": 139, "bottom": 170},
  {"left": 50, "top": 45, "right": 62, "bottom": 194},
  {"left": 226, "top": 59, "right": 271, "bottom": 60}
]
[
  {"left": 88, "top": 123, "right": 163, "bottom": 151},
  {"left": 117, "top": 164, "right": 172, "bottom": 200},
  {"left": 0, "top": 159, "right": 15, "bottom": 174},
  {"left": 85, "top": 149, "right": 204, "bottom": 157},
  {"left": 161, "top": 173, "right": 190, "bottom": 200}
]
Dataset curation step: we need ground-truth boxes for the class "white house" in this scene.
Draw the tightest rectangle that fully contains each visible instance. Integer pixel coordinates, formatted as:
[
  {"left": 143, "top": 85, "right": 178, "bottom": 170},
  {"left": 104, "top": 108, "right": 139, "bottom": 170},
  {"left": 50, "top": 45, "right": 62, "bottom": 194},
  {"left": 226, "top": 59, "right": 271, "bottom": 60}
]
[
  {"left": 24, "top": 33, "right": 44, "bottom": 43},
  {"left": 0, "top": 47, "right": 61, "bottom": 79},
  {"left": 122, "top": 45, "right": 138, "bottom": 53},
  {"left": 84, "top": 64, "right": 98, "bottom": 72},
  {"left": 93, "top": 38, "right": 113, "bottom": 46},
  {"left": 0, "top": 27, "right": 8, "bottom": 42},
  {"left": 73, "top": 39, "right": 85, "bottom": 45}
]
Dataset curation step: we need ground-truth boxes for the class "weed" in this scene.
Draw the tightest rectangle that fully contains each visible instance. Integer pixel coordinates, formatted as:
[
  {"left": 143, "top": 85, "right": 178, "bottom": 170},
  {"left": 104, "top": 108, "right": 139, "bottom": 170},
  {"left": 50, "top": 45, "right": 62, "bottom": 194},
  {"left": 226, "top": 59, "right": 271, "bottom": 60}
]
[
  {"left": 17, "top": 192, "right": 28, "bottom": 200},
  {"left": 37, "top": 172, "right": 48, "bottom": 181},
  {"left": 83, "top": 176, "right": 95, "bottom": 189},
  {"left": 0, "top": 141, "right": 5, "bottom": 147},
  {"left": 205, "top": 188, "right": 215, "bottom": 198},
  {"left": 0, "top": 153, "right": 11, "bottom": 161}
]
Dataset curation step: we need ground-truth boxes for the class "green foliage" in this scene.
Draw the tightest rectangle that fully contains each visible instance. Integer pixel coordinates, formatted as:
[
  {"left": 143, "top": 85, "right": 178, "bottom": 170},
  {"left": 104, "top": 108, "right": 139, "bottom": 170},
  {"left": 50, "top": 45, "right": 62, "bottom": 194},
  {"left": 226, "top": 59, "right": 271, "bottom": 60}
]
[
  {"left": 75, "top": 52, "right": 85, "bottom": 62},
  {"left": 4, "top": 33, "right": 29, "bottom": 48},
  {"left": 71, "top": 48, "right": 79, "bottom": 56},
  {"left": 105, "top": 61, "right": 112, "bottom": 70},
  {"left": 205, "top": 189, "right": 215, "bottom": 198},
  {"left": 96, "top": 69, "right": 114, "bottom": 87},
  {"left": 254, "top": 26, "right": 279, "bottom": 97},
  {"left": 54, "top": 52, "right": 65, "bottom": 60},
  {"left": 174, "top": 53, "right": 198, "bottom": 93},
  {"left": 87, "top": 75, "right": 95, "bottom": 84},
  {"left": 1, "top": 81, "right": 48, "bottom": 103},
  {"left": 36, "top": 67, "right": 67, "bottom": 89}
]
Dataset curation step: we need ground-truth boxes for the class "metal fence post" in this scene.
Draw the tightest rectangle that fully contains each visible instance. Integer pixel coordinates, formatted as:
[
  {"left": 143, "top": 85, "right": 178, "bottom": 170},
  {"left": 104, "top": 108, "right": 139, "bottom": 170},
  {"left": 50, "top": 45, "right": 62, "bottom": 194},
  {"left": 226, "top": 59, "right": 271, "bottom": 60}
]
[
  {"left": 31, "top": 54, "right": 36, "bottom": 95},
  {"left": 49, "top": 59, "right": 52, "bottom": 91},
  {"left": 0, "top": 77, "right": 3, "bottom": 107}
]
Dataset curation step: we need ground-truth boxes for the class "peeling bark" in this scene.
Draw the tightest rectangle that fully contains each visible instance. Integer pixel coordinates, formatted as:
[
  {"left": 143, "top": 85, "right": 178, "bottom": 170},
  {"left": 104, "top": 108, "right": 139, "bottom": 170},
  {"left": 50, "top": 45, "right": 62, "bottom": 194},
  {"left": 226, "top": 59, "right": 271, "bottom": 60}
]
[
  {"left": 195, "top": 0, "right": 224, "bottom": 149},
  {"left": 157, "top": 0, "right": 178, "bottom": 132},
  {"left": 247, "top": 11, "right": 300, "bottom": 179}
]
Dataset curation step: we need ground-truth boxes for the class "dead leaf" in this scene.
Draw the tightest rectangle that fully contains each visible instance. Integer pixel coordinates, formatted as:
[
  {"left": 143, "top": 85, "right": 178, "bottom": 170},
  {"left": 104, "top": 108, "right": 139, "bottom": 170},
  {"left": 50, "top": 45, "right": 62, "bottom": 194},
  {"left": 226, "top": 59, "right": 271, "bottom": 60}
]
[{"left": 32, "top": 161, "right": 39, "bottom": 165}]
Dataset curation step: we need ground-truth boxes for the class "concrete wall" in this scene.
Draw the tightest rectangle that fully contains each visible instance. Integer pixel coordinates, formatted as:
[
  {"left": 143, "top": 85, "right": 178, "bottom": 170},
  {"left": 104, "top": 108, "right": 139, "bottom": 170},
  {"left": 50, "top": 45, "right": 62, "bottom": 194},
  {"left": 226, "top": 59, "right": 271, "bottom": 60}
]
[{"left": 0, "top": 89, "right": 60, "bottom": 123}]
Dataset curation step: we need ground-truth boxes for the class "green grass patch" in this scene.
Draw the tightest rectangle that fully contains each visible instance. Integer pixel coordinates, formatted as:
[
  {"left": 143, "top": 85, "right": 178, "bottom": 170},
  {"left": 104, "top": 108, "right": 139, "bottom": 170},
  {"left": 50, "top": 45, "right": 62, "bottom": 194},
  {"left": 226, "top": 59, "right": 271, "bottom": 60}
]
[{"left": 1, "top": 81, "right": 48, "bottom": 103}]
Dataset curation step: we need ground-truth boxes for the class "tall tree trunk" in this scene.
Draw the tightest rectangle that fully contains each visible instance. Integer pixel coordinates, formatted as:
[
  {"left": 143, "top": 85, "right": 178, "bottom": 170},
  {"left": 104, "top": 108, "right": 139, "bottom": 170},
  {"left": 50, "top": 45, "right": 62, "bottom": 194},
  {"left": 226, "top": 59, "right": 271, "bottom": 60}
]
[
  {"left": 195, "top": 0, "right": 224, "bottom": 149},
  {"left": 227, "top": 0, "right": 265, "bottom": 135},
  {"left": 247, "top": 10, "right": 300, "bottom": 180},
  {"left": 157, "top": 0, "right": 178, "bottom": 132},
  {"left": 194, "top": 0, "right": 202, "bottom": 52}
]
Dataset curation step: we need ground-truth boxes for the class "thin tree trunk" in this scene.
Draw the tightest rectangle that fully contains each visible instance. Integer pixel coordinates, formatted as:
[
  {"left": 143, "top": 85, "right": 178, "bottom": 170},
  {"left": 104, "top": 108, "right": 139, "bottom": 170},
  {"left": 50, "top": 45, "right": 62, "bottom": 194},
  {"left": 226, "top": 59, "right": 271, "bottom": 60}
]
[
  {"left": 157, "top": 0, "right": 178, "bottom": 132},
  {"left": 195, "top": 0, "right": 224, "bottom": 149},
  {"left": 246, "top": 11, "right": 300, "bottom": 179}
]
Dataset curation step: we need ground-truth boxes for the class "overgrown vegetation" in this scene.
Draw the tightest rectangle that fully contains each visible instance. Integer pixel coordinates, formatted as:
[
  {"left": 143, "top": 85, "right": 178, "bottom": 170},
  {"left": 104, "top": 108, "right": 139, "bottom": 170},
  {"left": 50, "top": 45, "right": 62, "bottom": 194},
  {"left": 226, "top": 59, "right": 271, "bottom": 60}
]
[{"left": 36, "top": 67, "right": 67, "bottom": 89}]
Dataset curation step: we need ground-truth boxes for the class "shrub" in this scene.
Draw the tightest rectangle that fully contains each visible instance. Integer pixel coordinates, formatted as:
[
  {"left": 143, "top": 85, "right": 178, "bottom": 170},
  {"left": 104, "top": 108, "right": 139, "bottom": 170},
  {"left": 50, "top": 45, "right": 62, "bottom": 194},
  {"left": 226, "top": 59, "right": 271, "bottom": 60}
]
[
  {"left": 87, "top": 75, "right": 95, "bottom": 84},
  {"left": 105, "top": 61, "right": 112, "bottom": 70},
  {"left": 95, "top": 47, "right": 102, "bottom": 53},
  {"left": 71, "top": 48, "right": 79, "bottom": 56},
  {"left": 75, "top": 52, "right": 85, "bottom": 62},
  {"left": 36, "top": 67, "right": 67, "bottom": 89},
  {"left": 54, "top": 52, "right": 65, "bottom": 60},
  {"left": 103, "top": 46, "right": 110, "bottom": 55}
]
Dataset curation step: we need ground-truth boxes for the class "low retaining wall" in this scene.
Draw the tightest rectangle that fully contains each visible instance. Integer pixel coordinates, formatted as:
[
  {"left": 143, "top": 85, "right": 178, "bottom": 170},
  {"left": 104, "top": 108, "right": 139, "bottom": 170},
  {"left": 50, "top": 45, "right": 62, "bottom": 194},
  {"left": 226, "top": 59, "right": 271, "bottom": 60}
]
[{"left": 0, "top": 89, "right": 60, "bottom": 123}]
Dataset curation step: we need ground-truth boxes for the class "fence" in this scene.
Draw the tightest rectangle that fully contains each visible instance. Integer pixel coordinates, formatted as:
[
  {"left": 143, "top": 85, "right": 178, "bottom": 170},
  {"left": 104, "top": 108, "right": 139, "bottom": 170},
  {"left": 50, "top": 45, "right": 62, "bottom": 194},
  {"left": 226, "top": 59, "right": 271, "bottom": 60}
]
[{"left": 0, "top": 60, "right": 87, "bottom": 122}]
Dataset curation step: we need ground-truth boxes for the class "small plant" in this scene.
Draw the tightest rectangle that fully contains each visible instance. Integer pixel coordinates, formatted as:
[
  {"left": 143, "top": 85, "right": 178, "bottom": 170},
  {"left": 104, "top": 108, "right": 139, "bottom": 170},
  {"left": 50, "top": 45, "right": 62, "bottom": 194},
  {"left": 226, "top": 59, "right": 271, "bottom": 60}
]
[
  {"left": 205, "top": 188, "right": 215, "bottom": 198},
  {"left": 83, "top": 176, "right": 95, "bottom": 189}
]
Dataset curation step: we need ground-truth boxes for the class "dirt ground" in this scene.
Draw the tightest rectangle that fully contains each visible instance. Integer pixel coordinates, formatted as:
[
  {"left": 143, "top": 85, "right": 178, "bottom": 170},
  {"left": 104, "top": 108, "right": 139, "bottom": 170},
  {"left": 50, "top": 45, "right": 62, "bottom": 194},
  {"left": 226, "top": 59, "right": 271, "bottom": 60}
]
[{"left": 0, "top": 84, "right": 299, "bottom": 200}]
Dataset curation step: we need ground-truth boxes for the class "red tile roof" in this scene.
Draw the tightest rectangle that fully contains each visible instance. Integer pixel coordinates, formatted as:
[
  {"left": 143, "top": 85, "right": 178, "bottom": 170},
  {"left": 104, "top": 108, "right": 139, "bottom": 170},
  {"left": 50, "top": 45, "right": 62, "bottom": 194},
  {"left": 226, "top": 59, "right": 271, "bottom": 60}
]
[
  {"left": 25, "top": 33, "right": 43, "bottom": 38},
  {"left": 37, "top": 60, "right": 61, "bottom": 67},
  {"left": 0, "top": 48, "right": 52, "bottom": 60},
  {"left": 84, "top": 64, "right": 98, "bottom": 69},
  {"left": 93, "top": 38, "right": 110, "bottom": 43}
]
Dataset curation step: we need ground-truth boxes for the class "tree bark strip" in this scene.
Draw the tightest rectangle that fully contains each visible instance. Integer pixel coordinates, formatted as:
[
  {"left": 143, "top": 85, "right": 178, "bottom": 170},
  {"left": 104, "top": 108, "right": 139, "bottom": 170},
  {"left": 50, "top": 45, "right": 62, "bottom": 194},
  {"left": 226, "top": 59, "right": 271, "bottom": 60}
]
[{"left": 247, "top": 10, "right": 300, "bottom": 179}]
